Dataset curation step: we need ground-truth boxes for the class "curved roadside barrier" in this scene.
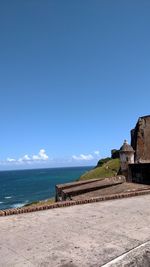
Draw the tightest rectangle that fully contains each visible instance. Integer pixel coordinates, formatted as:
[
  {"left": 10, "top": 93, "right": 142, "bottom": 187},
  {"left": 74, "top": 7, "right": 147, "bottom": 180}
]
[{"left": 102, "top": 241, "right": 150, "bottom": 267}]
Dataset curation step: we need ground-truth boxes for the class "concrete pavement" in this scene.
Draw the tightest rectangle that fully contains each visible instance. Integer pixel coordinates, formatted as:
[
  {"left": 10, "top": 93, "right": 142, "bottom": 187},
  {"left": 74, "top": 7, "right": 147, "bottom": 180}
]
[{"left": 0, "top": 194, "right": 150, "bottom": 266}]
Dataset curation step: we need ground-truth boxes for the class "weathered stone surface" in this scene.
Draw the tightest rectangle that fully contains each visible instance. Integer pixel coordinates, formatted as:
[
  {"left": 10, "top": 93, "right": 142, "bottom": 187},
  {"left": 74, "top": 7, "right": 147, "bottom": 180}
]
[
  {"left": 103, "top": 241, "right": 150, "bottom": 267},
  {"left": 131, "top": 115, "right": 150, "bottom": 162},
  {"left": 1, "top": 195, "right": 150, "bottom": 266}
]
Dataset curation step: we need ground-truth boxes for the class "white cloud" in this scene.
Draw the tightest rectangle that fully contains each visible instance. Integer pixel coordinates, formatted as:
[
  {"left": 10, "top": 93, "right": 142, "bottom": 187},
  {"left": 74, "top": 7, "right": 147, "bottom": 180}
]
[
  {"left": 94, "top": 150, "right": 100, "bottom": 155},
  {"left": 39, "top": 149, "right": 49, "bottom": 160},
  {"left": 23, "top": 154, "right": 31, "bottom": 161},
  {"left": 4, "top": 149, "right": 49, "bottom": 165},
  {"left": 32, "top": 154, "right": 40, "bottom": 161},
  {"left": 18, "top": 155, "right": 31, "bottom": 162},
  {"left": 72, "top": 154, "right": 94, "bottom": 161},
  {"left": 7, "top": 158, "right": 16, "bottom": 162},
  {"left": 32, "top": 149, "right": 49, "bottom": 161}
]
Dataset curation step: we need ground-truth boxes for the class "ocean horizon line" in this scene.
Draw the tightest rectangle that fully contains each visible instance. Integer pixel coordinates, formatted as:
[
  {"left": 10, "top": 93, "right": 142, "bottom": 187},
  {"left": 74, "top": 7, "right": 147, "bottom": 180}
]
[{"left": 0, "top": 165, "right": 94, "bottom": 173}]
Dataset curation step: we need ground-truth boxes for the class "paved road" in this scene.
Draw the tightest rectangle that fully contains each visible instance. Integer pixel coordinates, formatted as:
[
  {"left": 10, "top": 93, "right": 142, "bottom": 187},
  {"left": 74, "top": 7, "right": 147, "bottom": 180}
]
[{"left": 0, "top": 195, "right": 150, "bottom": 267}]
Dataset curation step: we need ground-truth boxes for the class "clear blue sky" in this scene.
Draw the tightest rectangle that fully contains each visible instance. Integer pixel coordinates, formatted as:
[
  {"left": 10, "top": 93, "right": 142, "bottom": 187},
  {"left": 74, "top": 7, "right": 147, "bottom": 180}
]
[{"left": 0, "top": 0, "right": 150, "bottom": 170}]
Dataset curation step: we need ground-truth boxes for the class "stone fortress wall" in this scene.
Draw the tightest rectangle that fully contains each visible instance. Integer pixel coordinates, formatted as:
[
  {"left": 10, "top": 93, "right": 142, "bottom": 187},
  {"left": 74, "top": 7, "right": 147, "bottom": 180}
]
[{"left": 120, "top": 115, "right": 150, "bottom": 184}]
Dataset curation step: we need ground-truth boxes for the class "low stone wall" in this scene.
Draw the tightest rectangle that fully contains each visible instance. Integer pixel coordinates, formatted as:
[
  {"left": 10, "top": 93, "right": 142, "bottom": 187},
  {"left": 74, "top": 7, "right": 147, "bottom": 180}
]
[
  {"left": 55, "top": 178, "right": 99, "bottom": 201},
  {"left": 1, "top": 188, "right": 150, "bottom": 217},
  {"left": 57, "top": 176, "right": 126, "bottom": 201}
]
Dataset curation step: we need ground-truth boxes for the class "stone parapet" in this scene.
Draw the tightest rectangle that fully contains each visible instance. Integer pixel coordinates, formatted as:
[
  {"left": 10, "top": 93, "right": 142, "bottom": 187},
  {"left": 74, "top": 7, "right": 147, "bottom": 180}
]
[{"left": 1, "top": 188, "right": 150, "bottom": 217}]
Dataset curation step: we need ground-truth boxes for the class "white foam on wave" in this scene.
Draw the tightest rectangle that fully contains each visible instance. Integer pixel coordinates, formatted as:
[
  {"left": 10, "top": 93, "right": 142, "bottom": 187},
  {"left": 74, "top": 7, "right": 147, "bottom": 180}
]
[
  {"left": 0, "top": 202, "right": 4, "bottom": 204},
  {"left": 11, "top": 203, "right": 26, "bottom": 208},
  {"left": 5, "top": 196, "right": 12, "bottom": 199},
  {"left": 11, "top": 200, "right": 29, "bottom": 209}
]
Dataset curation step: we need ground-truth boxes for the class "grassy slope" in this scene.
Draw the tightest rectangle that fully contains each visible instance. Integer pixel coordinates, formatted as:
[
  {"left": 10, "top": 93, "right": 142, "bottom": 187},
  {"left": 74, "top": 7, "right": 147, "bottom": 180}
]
[
  {"left": 80, "top": 158, "right": 120, "bottom": 180},
  {"left": 24, "top": 198, "right": 55, "bottom": 207}
]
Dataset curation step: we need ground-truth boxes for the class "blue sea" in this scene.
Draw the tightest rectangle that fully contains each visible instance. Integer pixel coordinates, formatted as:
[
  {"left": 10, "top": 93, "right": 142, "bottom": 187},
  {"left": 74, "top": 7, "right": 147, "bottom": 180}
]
[{"left": 0, "top": 166, "right": 92, "bottom": 210}]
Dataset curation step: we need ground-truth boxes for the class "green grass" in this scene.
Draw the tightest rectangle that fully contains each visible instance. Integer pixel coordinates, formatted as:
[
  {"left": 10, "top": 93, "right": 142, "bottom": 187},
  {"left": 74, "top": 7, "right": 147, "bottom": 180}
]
[
  {"left": 80, "top": 158, "right": 120, "bottom": 180},
  {"left": 96, "top": 157, "right": 111, "bottom": 167},
  {"left": 24, "top": 198, "right": 55, "bottom": 207}
]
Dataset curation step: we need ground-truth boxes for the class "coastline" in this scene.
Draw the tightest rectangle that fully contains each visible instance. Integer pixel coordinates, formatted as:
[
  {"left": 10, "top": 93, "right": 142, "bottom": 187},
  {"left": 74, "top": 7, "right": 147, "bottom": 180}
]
[
  {"left": 24, "top": 198, "right": 55, "bottom": 208},
  {"left": 0, "top": 166, "right": 93, "bottom": 210}
]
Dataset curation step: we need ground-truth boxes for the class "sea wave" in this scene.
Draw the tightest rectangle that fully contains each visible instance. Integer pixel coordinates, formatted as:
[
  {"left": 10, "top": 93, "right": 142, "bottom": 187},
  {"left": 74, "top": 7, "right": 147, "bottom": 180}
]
[
  {"left": 0, "top": 202, "right": 4, "bottom": 204},
  {"left": 11, "top": 203, "right": 26, "bottom": 208},
  {"left": 4, "top": 196, "right": 12, "bottom": 199}
]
